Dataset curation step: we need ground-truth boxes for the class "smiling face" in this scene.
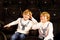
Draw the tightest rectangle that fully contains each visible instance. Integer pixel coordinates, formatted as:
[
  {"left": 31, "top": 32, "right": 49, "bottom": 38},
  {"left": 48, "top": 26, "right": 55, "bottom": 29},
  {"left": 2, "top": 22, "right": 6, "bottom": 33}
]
[
  {"left": 40, "top": 12, "right": 50, "bottom": 23},
  {"left": 22, "top": 9, "right": 32, "bottom": 21},
  {"left": 40, "top": 15, "right": 48, "bottom": 23},
  {"left": 23, "top": 13, "right": 30, "bottom": 20}
]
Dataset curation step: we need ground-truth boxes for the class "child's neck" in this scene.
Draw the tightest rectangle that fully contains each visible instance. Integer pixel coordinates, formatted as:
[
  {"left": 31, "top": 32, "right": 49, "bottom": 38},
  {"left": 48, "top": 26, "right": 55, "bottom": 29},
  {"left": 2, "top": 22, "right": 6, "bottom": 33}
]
[
  {"left": 41, "top": 21, "right": 48, "bottom": 23},
  {"left": 23, "top": 18, "right": 28, "bottom": 21}
]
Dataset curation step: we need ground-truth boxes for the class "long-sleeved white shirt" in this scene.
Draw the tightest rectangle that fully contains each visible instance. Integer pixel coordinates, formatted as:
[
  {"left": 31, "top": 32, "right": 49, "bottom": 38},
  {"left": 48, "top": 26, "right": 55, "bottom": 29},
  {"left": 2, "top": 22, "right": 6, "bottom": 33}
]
[
  {"left": 7, "top": 17, "right": 37, "bottom": 34},
  {"left": 32, "top": 21, "right": 54, "bottom": 38}
]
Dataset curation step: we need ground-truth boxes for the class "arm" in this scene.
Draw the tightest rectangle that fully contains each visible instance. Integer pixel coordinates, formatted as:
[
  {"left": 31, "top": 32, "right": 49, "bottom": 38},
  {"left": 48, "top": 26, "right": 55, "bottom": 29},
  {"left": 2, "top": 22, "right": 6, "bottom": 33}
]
[
  {"left": 31, "top": 17, "right": 38, "bottom": 24},
  {"left": 32, "top": 23, "right": 40, "bottom": 30},
  {"left": 46, "top": 23, "right": 53, "bottom": 37},
  {"left": 30, "top": 15, "right": 38, "bottom": 24},
  {"left": 49, "top": 23, "right": 53, "bottom": 36},
  {"left": 4, "top": 18, "right": 20, "bottom": 27},
  {"left": 45, "top": 28, "right": 49, "bottom": 37}
]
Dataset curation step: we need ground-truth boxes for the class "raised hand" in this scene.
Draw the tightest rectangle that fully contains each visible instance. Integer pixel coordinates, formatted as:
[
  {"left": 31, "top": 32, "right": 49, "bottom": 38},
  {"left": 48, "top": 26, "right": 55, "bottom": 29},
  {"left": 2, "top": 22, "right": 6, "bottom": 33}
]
[{"left": 29, "top": 14, "right": 32, "bottom": 20}]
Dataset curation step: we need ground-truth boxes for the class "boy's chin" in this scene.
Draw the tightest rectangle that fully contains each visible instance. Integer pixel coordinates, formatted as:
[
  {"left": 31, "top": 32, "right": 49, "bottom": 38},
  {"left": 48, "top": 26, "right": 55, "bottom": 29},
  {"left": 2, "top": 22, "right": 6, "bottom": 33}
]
[{"left": 24, "top": 18, "right": 29, "bottom": 20}]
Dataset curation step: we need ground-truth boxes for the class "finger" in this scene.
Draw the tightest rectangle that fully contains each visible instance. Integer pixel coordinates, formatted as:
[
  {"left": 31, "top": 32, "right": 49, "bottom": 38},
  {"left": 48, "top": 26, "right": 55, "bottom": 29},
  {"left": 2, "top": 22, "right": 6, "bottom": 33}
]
[{"left": 4, "top": 25, "right": 7, "bottom": 27}]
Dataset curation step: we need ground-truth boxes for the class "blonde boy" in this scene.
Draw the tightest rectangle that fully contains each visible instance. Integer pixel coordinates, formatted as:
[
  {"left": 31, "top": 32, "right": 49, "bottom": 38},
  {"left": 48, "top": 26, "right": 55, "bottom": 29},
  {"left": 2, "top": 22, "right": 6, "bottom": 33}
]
[
  {"left": 4, "top": 9, "right": 37, "bottom": 40},
  {"left": 32, "top": 12, "right": 54, "bottom": 40}
]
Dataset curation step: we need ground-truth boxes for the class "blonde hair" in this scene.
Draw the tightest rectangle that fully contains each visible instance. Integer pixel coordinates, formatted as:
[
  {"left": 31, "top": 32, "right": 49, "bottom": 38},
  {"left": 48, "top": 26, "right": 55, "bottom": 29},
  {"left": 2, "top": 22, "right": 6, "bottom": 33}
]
[
  {"left": 23, "top": 9, "right": 32, "bottom": 16},
  {"left": 40, "top": 12, "right": 50, "bottom": 21}
]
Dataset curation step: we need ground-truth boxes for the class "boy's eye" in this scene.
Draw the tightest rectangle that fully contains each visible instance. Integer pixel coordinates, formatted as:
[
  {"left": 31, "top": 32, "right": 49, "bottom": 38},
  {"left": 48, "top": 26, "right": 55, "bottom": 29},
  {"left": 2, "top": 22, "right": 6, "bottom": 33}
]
[{"left": 27, "top": 15, "right": 30, "bottom": 16}]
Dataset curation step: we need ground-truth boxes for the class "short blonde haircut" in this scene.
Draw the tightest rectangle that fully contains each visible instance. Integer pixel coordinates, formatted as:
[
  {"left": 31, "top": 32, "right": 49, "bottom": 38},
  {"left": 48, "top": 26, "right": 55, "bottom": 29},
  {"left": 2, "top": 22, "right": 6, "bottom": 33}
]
[
  {"left": 23, "top": 9, "right": 32, "bottom": 16},
  {"left": 40, "top": 12, "right": 50, "bottom": 21}
]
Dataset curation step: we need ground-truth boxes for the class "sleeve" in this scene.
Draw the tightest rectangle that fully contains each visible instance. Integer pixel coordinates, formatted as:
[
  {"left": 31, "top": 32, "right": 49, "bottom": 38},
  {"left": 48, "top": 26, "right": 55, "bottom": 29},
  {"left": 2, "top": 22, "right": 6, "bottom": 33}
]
[
  {"left": 47, "top": 22, "right": 53, "bottom": 37},
  {"left": 31, "top": 17, "right": 38, "bottom": 24},
  {"left": 32, "top": 23, "right": 40, "bottom": 30},
  {"left": 49, "top": 23, "right": 53, "bottom": 34},
  {"left": 8, "top": 18, "right": 20, "bottom": 26}
]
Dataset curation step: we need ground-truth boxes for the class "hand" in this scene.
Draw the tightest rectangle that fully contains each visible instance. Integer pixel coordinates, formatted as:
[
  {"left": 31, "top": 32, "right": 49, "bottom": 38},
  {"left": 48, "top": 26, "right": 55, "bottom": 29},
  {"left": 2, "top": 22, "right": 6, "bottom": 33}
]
[
  {"left": 29, "top": 14, "right": 32, "bottom": 19},
  {"left": 4, "top": 24, "right": 10, "bottom": 28}
]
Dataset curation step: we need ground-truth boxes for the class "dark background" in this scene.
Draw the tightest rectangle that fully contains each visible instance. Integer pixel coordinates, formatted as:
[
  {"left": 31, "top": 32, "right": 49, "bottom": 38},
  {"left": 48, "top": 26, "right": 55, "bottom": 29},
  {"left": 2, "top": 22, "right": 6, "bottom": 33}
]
[{"left": 0, "top": 0, "right": 60, "bottom": 40}]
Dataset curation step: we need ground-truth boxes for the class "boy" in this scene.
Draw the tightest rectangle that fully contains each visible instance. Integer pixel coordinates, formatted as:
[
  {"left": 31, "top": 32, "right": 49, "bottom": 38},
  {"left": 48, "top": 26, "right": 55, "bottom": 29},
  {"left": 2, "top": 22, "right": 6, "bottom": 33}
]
[
  {"left": 32, "top": 12, "right": 54, "bottom": 40},
  {"left": 4, "top": 9, "right": 37, "bottom": 40}
]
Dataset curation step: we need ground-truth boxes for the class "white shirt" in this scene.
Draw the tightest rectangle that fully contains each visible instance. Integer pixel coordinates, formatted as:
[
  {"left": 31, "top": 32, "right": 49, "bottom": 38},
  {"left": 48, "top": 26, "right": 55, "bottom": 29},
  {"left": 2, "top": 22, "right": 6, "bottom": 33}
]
[
  {"left": 32, "top": 21, "right": 54, "bottom": 38},
  {"left": 8, "top": 17, "right": 37, "bottom": 34}
]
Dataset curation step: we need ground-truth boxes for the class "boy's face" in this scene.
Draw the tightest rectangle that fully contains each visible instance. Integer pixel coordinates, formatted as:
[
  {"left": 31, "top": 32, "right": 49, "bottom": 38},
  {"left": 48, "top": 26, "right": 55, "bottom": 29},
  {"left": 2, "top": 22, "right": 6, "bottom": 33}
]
[
  {"left": 23, "top": 13, "right": 30, "bottom": 20},
  {"left": 40, "top": 15, "right": 48, "bottom": 22}
]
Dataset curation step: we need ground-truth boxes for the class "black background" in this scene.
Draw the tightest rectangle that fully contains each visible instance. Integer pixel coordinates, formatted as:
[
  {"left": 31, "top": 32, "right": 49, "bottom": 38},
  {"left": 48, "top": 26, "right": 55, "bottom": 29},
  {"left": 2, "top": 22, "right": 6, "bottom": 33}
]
[{"left": 0, "top": 0, "right": 60, "bottom": 40}]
